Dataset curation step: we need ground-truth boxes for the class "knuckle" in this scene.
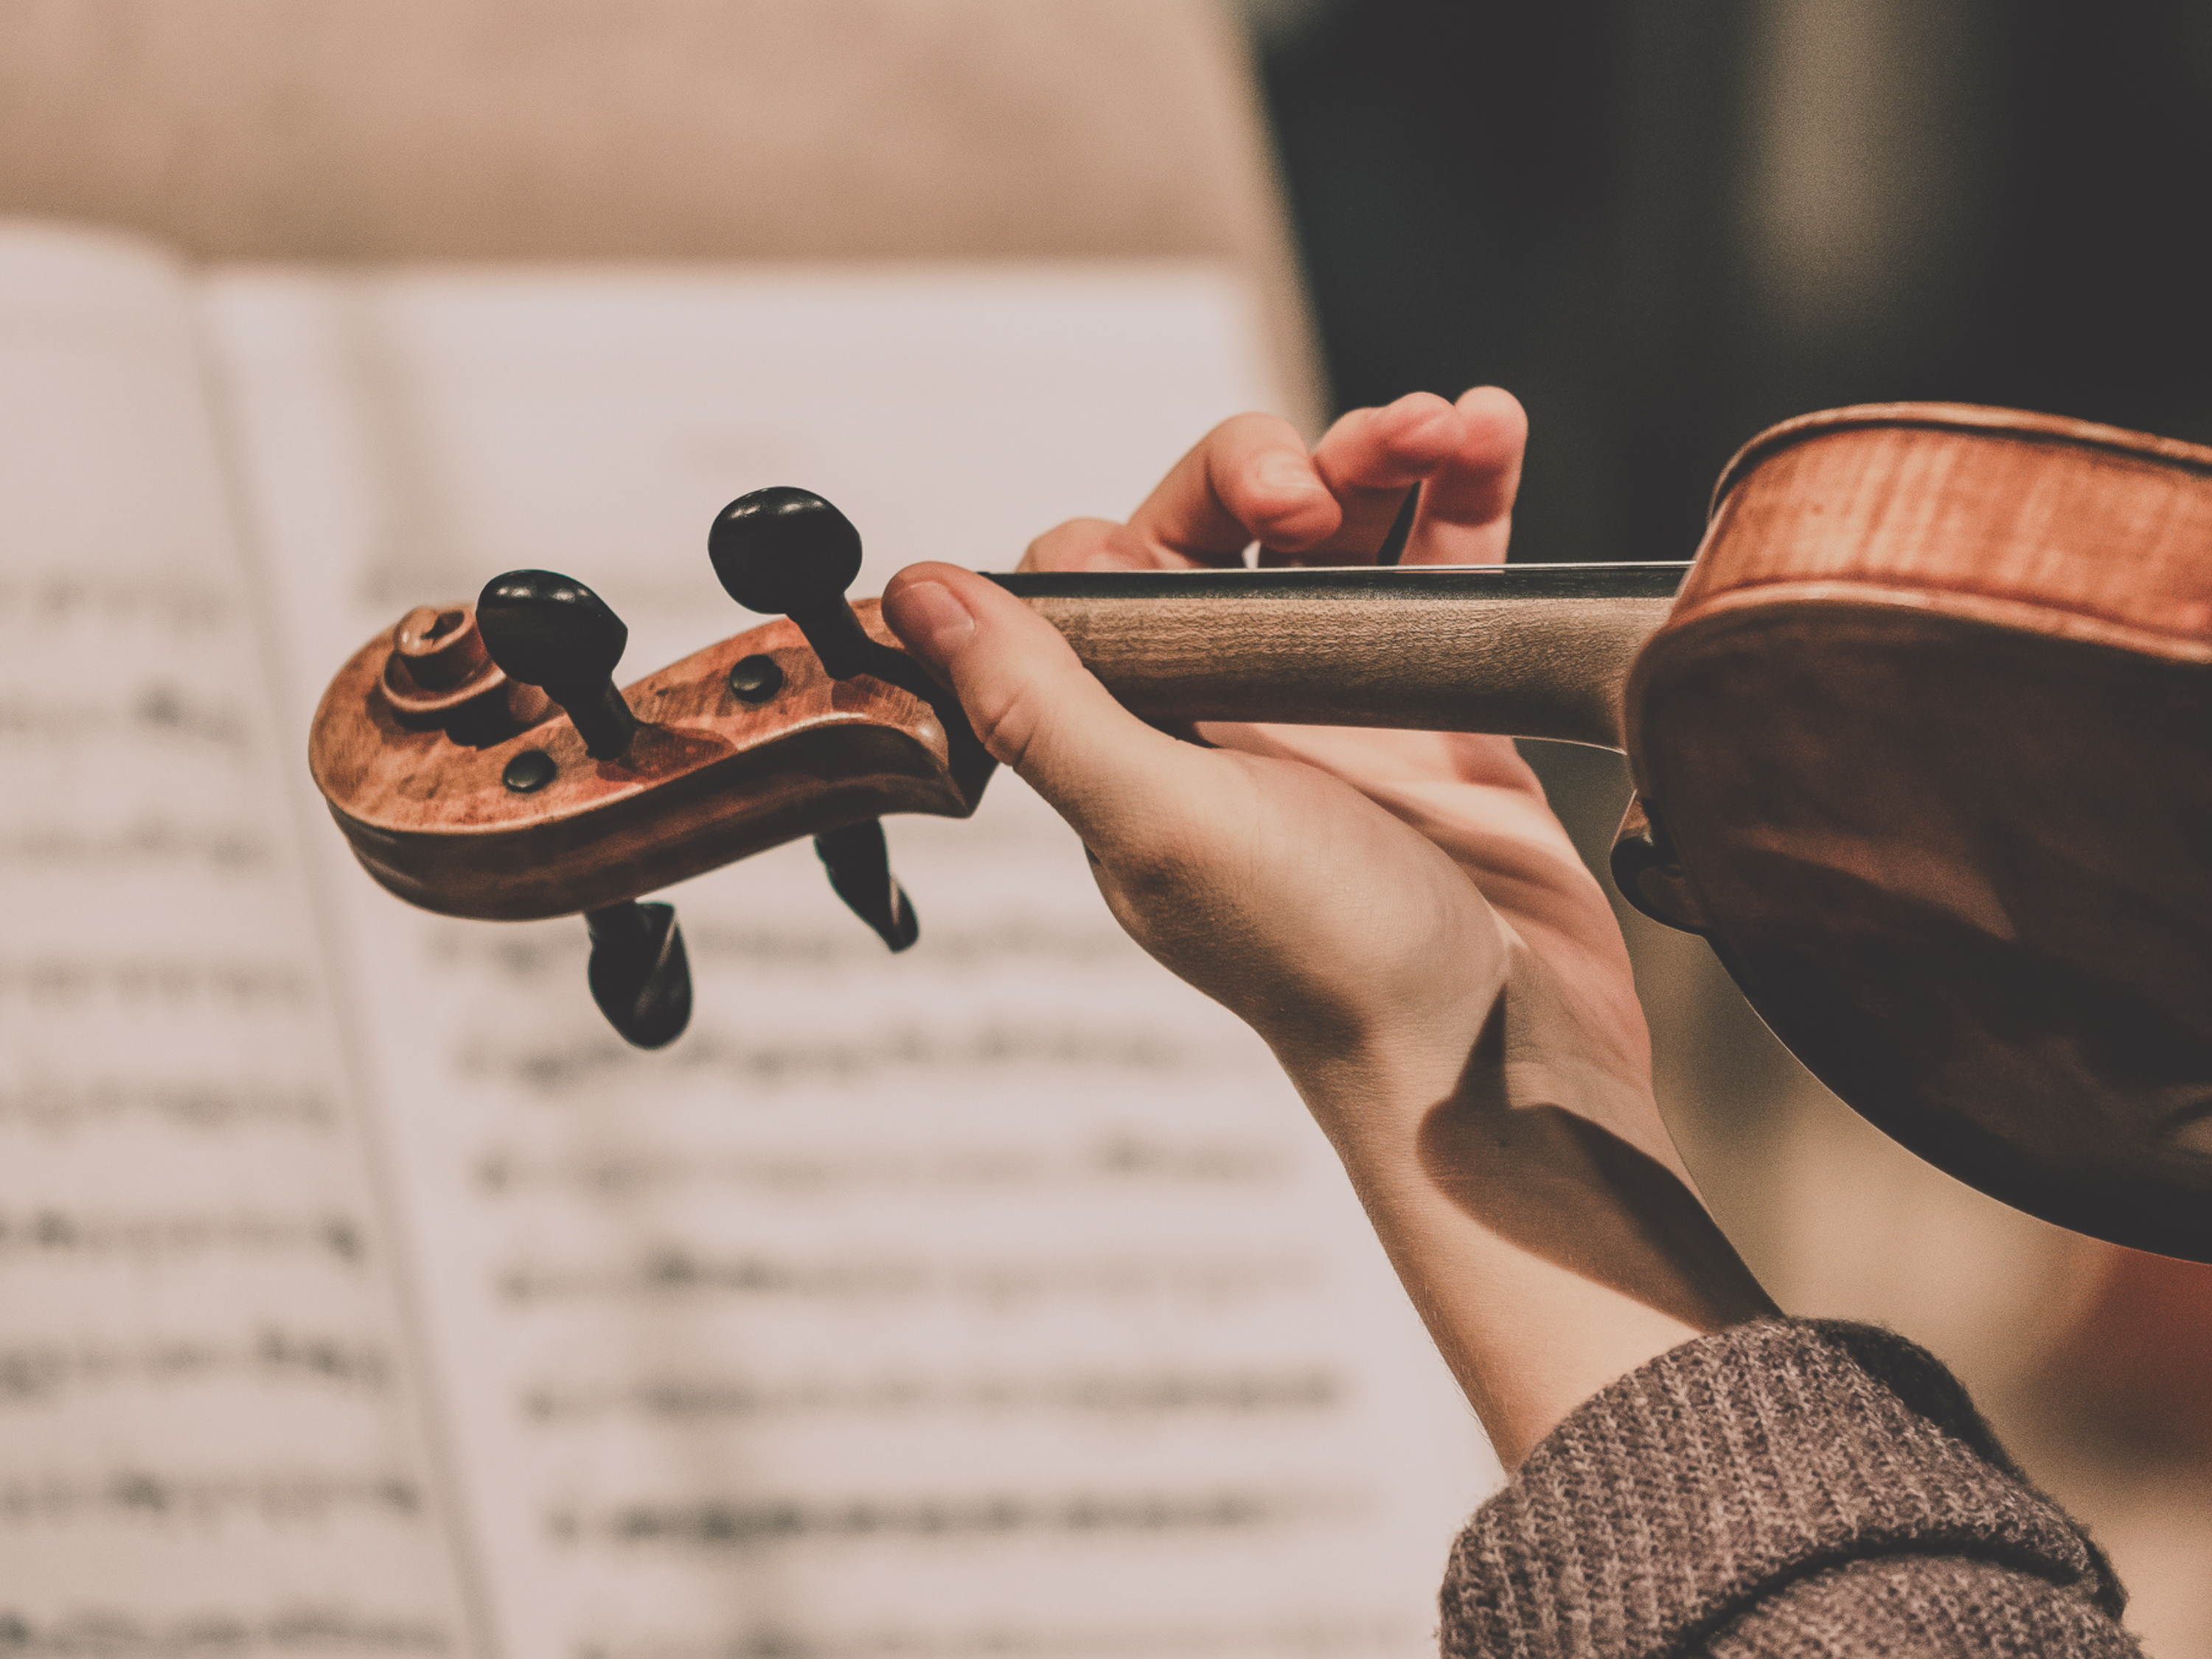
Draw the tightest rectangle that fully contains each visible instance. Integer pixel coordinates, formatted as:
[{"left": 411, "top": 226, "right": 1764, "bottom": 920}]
[
  {"left": 1210, "top": 410, "right": 1279, "bottom": 445},
  {"left": 964, "top": 667, "right": 1062, "bottom": 775}
]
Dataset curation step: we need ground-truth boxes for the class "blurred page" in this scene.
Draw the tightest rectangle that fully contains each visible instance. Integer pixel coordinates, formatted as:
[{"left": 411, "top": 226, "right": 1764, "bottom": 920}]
[
  {"left": 208, "top": 266, "right": 1498, "bottom": 1659},
  {"left": 0, "top": 226, "right": 470, "bottom": 1649}
]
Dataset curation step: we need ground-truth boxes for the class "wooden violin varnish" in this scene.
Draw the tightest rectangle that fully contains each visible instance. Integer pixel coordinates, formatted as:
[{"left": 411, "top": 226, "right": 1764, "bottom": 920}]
[{"left": 1624, "top": 403, "right": 2212, "bottom": 1260}]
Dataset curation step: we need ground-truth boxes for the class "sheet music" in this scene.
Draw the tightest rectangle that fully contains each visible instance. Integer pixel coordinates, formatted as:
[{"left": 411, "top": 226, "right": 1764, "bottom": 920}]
[
  {"left": 209, "top": 267, "right": 1497, "bottom": 1659},
  {"left": 0, "top": 227, "right": 467, "bottom": 1651}
]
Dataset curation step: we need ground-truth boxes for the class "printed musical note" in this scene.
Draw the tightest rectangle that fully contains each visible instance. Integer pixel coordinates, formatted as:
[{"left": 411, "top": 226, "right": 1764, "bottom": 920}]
[
  {"left": 0, "top": 225, "right": 465, "bottom": 1649},
  {"left": 215, "top": 261, "right": 1495, "bottom": 1659}
]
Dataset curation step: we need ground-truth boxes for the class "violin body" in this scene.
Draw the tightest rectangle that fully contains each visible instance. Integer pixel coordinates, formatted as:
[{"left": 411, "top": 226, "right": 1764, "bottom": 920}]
[
  {"left": 307, "top": 403, "right": 2212, "bottom": 1260},
  {"left": 1626, "top": 404, "right": 2212, "bottom": 1259}
]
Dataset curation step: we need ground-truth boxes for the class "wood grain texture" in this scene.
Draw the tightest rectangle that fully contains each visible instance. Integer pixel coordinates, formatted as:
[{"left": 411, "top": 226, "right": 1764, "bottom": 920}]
[
  {"left": 1683, "top": 402, "right": 2212, "bottom": 658},
  {"left": 1037, "top": 588, "right": 1675, "bottom": 748},
  {"left": 1628, "top": 402, "right": 2212, "bottom": 1259},
  {"left": 311, "top": 602, "right": 976, "bottom": 921}
]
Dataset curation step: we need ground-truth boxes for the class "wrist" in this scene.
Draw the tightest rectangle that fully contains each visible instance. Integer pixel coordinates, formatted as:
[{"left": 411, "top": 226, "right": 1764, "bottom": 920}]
[{"left": 1275, "top": 1014, "right": 1777, "bottom": 1467}]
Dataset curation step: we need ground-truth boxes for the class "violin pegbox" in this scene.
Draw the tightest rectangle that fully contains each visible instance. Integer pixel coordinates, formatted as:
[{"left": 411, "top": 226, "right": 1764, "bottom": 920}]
[{"left": 306, "top": 489, "right": 993, "bottom": 1048}]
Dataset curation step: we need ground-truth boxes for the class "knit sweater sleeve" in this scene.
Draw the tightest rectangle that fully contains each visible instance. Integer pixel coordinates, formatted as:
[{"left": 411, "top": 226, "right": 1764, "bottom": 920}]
[{"left": 1437, "top": 1319, "right": 2141, "bottom": 1658}]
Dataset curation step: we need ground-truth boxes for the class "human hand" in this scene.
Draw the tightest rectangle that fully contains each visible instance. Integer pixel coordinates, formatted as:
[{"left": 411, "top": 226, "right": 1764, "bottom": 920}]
[
  {"left": 1007, "top": 389, "right": 1658, "bottom": 1167},
  {"left": 881, "top": 389, "right": 1772, "bottom": 1463}
]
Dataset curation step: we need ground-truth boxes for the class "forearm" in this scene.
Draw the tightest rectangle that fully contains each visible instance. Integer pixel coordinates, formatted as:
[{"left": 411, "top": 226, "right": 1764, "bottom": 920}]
[{"left": 1282, "top": 1023, "right": 1775, "bottom": 1467}]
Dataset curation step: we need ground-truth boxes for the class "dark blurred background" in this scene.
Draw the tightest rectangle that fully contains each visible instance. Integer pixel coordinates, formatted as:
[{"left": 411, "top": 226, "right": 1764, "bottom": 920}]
[
  {"left": 1253, "top": 13, "right": 2212, "bottom": 1647},
  {"left": 1255, "top": 0, "right": 2212, "bottom": 563}
]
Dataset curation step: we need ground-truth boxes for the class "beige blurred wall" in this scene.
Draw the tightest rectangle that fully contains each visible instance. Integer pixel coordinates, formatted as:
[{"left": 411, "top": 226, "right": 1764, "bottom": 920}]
[{"left": 0, "top": 0, "right": 1322, "bottom": 426}]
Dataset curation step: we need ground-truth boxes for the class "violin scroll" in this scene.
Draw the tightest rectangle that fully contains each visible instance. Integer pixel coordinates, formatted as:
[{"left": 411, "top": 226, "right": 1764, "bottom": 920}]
[
  {"left": 376, "top": 602, "right": 548, "bottom": 745},
  {"left": 310, "top": 491, "right": 987, "bottom": 1050}
]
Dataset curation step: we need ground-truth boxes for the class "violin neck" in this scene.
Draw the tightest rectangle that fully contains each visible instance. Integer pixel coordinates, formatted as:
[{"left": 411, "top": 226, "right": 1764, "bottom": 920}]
[{"left": 992, "top": 564, "right": 1688, "bottom": 751}]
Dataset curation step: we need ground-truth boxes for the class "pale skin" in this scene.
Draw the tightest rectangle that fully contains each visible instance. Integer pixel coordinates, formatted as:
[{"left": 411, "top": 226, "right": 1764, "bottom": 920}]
[{"left": 882, "top": 387, "right": 1775, "bottom": 1467}]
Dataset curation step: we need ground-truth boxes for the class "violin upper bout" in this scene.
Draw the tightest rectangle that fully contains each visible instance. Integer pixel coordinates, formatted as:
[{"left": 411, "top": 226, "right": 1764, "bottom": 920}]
[{"left": 309, "top": 600, "right": 987, "bottom": 921}]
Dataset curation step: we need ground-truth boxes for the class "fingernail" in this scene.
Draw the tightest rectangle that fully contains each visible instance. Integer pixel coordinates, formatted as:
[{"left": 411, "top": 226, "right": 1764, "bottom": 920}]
[{"left": 886, "top": 580, "right": 975, "bottom": 673}]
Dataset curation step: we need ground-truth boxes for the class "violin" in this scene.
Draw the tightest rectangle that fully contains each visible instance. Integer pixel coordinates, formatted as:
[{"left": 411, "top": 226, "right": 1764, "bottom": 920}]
[{"left": 309, "top": 403, "right": 2212, "bottom": 1263}]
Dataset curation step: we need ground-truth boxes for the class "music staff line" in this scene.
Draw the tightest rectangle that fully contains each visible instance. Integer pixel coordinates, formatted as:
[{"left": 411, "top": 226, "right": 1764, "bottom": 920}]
[
  {"left": 0, "top": 1081, "right": 333, "bottom": 1135},
  {"left": 431, "top": 917, "right": 1138, "bottom": 978},
  {"left": 465, "top": 1023, "right": 1208, "bottom": 1098},
  {"left": 0, "top": 1607, "right": 451, "bottom": 1658},
  {"left": 0, "top": 819, "right": 273, "bottom": 872},
  {"left": 549, "top": 1486, "right": 1352, "bottom": 1550},
  {"left": 0, "top": 1469, "right": 423, "bottom": 1526},
  {"left": 474, "top": 1135, "right": 1287, "bottom": 1200},
  {"left": 580, "top": 1615, "right": 1424, "bottom": 1659},
  {"left": 0, "top": 1210, "right": 367, "bottom": 1267},
  {"left": 0, "top": 1329, "right": 392, "bottom": 1405},
  {"left": 0, "top": 684, "right": 247, "bottom": 750},
  {"left": 498, "top": 1249, "right": 1312, "bottom": 1308},
  {"left": 0, "top": 574, "right": 234, "bottom": 631},
  {"left": 521, "top": 1367, "right": 1342, "bottom": 1425},
  {"left": 0, "top": 959, "right": 309, "bottom": 1008}
]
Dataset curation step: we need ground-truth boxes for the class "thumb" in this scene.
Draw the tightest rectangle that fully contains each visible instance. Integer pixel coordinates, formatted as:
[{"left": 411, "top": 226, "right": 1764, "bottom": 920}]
[{"left": 881, "top": 563, "right": 1194, "bottom": 851}]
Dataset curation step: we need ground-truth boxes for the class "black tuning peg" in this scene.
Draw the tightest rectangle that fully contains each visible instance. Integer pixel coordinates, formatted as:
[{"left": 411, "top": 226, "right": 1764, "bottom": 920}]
[
  {"left": 707, "top": 487, "right": 883, "bottom": 680},
  {"left": 473, "top": 573, "right": 684, "bottom": 1045},
  {"left": 584, "top": 900, "right": 693, "bottom": 1048},
  {"left": 815, "top": 821, "right": 919, "bottom": 952},
  {"left": 709, "top": 487, "right": 988, "bottom": 954},
  {"left": 476, "top": 571, "right": 638, "bottom": 759}
]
